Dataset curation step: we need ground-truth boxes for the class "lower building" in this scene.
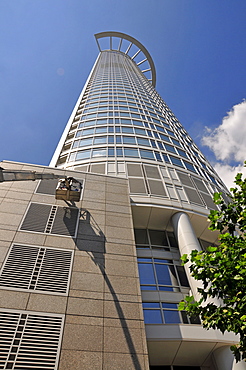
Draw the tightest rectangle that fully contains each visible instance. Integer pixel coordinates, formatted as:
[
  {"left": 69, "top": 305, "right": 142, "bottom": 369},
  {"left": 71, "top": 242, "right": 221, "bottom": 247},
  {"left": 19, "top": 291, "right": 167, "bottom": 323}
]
[{"left": 0, "top": 160, "right": 243, "bottom": 370}]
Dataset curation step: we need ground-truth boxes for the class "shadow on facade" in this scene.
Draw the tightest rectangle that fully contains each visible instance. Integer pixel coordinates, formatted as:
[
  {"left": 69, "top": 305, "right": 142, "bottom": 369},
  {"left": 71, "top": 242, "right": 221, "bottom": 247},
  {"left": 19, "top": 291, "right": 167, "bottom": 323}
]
[{"left": 74, "top": 208, "right": 142, "bottom": 370}]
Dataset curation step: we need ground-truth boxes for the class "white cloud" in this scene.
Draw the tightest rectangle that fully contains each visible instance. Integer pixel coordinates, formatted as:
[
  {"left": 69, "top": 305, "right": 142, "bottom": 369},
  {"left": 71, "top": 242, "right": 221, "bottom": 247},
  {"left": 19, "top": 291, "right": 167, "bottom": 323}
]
[
  {"left": 201, "top": 100, "right": 246, "bottom": 188},
  {"left": 213, "top": 162, "right": 246, "bottom": 190},
  {"left": 202, "top": 100, "right": 246, "bottom": 163}
]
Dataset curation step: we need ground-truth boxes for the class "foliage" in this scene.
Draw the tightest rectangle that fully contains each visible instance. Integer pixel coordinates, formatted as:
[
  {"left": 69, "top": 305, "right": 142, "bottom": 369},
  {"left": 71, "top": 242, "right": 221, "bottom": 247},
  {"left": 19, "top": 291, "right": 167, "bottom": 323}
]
[{"left": 179, "top": 166, "right": 246, "bottom": 362}]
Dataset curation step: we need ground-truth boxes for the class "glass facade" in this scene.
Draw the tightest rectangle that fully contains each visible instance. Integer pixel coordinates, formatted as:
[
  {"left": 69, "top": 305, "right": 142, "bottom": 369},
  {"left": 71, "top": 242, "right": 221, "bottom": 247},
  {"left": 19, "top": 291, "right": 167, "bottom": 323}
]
[{"left": 52, "top": 36, "right": 227, "bottom": 205}]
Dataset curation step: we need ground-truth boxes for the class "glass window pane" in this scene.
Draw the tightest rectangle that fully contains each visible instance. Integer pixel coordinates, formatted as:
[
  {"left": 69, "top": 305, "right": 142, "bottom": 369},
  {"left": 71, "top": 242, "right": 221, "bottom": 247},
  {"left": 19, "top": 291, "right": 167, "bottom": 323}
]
[
  {"left": 92, "top": 149, "right": 106, "bottom": 157},
  {"left": 82, "top": 128, "right": 94, "bottom": 136},
  {"left": 184, "top": 161, "right": 196, "bottom": 172},
  {"left": 160, "top": 134, "right": 170, "bottom": 142},
  {"left": 97, "top": 118, "right": 107, "bottom": 125},
  {"left": 124, "top": 148, "right": 139, "bottom": 157},
  {"left": 133, "top": 120, "right": 144, "bottom": 127},
  {"left": 143, "top": 309, "right": 162, "bottom": 324},
  {"left": 123, "top": 136, "right": 136, "bottom": 144},
  {"left": 181, "top": 311, "right": 189, "bottom": 324},
  {"left": 142, "top": 303, "right": 159, "bottom": 308},
  {"left": 140, "top": 150, "right": 154, "bottom": 159},
  {"left": 116, "top": 148, "right": 123, "bottom": 156},
  {"left": 84, "top": 119, "right": 96, "bottom": 127},
  {"left": 76, "top": 150, "right": 91, "bottom": 160},
  {"left": 134, "top": 229, "right": 148, "bottom": 244},
  {"left": 108, "top": 148, "right": 114, "bottom": 157},
  {"left": 122, "top": 126, "right": 134, "bottom": 134},
  {"left": 162, "top": 303, "right": 178, "bottom": 309},
  {"left": 155, "top": 264, "right": 173, "bottom": 286},
  {"left": 79, "top": 138, "right": 93, "bottom": 147},
  {"left": 138, "top": 263, "right": 155, "bottom": 285},
  {"left": 141, "top": 285, "right": 157, "bottom": 290},
  {"left": 108, "top": 136, "right": 114, "bottom": 144},
  {"left": 121, "top": 119, "right": 132, "bottom": 125},
  {"left": 176, "top": 266, "right": 189, "bottom": 287},
  {"left": 137, "top": 138, "right": 150, "bottom": 146},
  {"left": 167, "top": 232, "right": 177, "bottom": 248},
  {"left": 138, "top": 258, "right": 152, "bottom": 262},
  {"left": 163, "top": 310, "right": 181, "bottom": 324},
  {"left": 170, "top": 156, "right": 183, "bottom": 167},
  {"left": 165, "top": 144, "right": 176, "bottom": 153},
  {"left": 149, "top": 230, "right": 168, "bottom": 246},
  {"left": 135, "top": 128, "right": 146, "bottom": 135},
  {"left": 95, "top": 127, "right": 107, "bottom": 133},
  {"left": 94, "top": 136, "right": 107, "bottom": 144}
]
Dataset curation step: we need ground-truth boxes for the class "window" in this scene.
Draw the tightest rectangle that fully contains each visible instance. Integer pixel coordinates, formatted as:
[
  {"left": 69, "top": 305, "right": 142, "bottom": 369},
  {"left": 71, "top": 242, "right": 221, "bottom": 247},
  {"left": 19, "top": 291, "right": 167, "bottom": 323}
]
[
  {"left": 137, "top": 257, "right": 189, "bottom": 291},
  {"left": 137, "top": 137, "right": 150, "bottom": 146},
  {"left": 76, "top": 150, "right": 91, "bottom": 160},
  {"left": 165, "top": 144, "right": 176, "bottom": 154},
  {"left": 122, "top": 136, "right": 136, "bottom": 144},
  {"left": 140, "top": 149, "right": 154, "bottom": 159},
  {"left": 92, "top": 148, "right": 106, "bottom": 157},
  {"left": 134, "top": 229, "right": 178, "bottom": 251},
  {"left": 94, "top": 136, "right": 107, "bottom": 145},
  {"left": 124, "top": 148, "right": 139, "bottom": 157},
  {"left": 122, "top": 126, "right": 134, "bottom": 133},
  {"left": 142, "top": 302, "right": 200, "bottom": 324},
  {"left": 78, "top": 138, "right": 93, "bottom": 147},
  {"left": 169, "top": 156, "right": 183, "bottom": 167}
]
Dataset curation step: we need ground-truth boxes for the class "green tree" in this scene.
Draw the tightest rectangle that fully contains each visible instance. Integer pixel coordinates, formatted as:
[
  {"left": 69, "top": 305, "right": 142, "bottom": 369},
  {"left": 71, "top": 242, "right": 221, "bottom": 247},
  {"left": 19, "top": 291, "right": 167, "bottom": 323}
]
[{"left": 179, "top": 167, "right": 246, "bottom": 362}]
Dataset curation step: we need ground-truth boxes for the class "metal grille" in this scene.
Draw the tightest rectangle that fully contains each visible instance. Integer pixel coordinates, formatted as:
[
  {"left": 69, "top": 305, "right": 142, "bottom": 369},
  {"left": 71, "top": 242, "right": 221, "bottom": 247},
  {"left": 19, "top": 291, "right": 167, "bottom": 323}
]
[
  {"left": 177, "top": 172, "right": 194, "bottom": 187},
  {"left": 200, "top": 193, "right": 217, "bottom": 210},
  {"left": 148, "top": 180, "right": 166, "bottom": 196},
  {"left": 127, "top": 163, "right": 143, "bottom": 177},
  {"left": 0, "top": 311, "right": 63, "bottom": 369},
  {"left": 0, "top": 245, "right": 73, "bottom": 294},
  {"left": 192, "top": 178, "right": 209, "bottom": 193},
  {"left": 184, "top": 187, "right": 203, "bottom": 205},
  {"left": 90, "top": 163, "right": 105, "bottom": 174},
  {"left": 144, "top": 165, "right": 161, "bottom": 179},
  {"left": 36, "top": 180, "right": 58, "bottom": 196},
  {"left": 20, "top": 203, "right": 51, "bottom": 233},
  {"left": 129, "top": 178, "right": 147, "bottom": 194},
  {"left": 20, "top": 203, "right": 79, "bottom": 237},
  {"left": 51, "top": 207, "right": 79, "bottom": 237}
]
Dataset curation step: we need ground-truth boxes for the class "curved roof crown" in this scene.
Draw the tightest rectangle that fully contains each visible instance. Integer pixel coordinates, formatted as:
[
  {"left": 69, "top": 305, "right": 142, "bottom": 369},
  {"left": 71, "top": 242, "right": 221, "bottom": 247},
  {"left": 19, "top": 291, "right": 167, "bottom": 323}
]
[{"left": 94, "top": 31, "right": 156, "bottom": 87}]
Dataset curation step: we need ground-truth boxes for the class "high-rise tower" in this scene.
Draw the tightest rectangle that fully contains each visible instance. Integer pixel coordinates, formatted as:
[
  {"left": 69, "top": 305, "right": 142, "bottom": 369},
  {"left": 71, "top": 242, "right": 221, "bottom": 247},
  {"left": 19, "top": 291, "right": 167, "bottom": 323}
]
[{"left": 0, "top": 32, "right": 244, "bottom": 370}]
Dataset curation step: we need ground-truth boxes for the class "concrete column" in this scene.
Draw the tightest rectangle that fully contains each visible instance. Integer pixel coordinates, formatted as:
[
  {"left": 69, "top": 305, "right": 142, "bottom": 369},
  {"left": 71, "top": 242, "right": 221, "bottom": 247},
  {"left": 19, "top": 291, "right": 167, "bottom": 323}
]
[
  {"left": 172, "top": 211, "right": 204, "bottom": 301},
  {"left": 212, "top": 346, "right": 246, "bottom": 370}
]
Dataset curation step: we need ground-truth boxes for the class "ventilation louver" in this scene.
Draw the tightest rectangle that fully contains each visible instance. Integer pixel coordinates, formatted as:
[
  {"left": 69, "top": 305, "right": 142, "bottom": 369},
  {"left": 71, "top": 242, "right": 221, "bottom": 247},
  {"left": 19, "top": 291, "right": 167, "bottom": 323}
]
[
  {"left": 0, "top": 310, "right": 63, "bottom": 370},
  {"left": 129, "top": 178, "right": 147, "bottom": 194},
  {"left": 184, "top": 187, "right": 204, "bottom": 205},
  {"left": 20, "top": 203, "right": 79, "bottom": 237},
  {"left": 36, "top": 179, "right": 59, "bottom": 195},
  {"left": 0, "top": 245, "right": 73, "bottom": 294}
]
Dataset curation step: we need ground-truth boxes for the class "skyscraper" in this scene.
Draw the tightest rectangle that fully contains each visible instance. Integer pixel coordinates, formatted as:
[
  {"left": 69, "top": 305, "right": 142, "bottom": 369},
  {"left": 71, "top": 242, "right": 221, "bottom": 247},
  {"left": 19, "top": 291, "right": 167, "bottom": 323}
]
[{"left": 0, "top": 32, "right": 244, "bottom": 370}]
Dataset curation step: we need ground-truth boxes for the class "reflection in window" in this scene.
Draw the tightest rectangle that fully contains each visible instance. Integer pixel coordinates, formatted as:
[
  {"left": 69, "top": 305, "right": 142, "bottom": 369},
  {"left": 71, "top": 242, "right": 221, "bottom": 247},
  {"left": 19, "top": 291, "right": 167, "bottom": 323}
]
[
  {"left": 140, "top": 150, "right": 155, "bottom": 159},
  {"left": 134, "top": 229, "right": 177, "bottom": 250},
  {"left": 137, "top": 138, "right": 150, "bottom": 147},
  {"left": 137, "top": 257, "right": 189, "bottom": 292},
  {"left": 76, "top": 150, "right": 91, "bottom": 160},
  {"left": 124, "top": 148, "right": 139, "bottom": 157},
  {"left": 122, "top": 136, "right": 136, "bottom": 144},
  {"left": 92, "top": 148, "right": 106, "bottom": 157},
  {"left": 142, "top": 302, "right": 200, "bottom": 325},
  {"left": 94, "top": 136, "right": 107, "bottom": 145}
]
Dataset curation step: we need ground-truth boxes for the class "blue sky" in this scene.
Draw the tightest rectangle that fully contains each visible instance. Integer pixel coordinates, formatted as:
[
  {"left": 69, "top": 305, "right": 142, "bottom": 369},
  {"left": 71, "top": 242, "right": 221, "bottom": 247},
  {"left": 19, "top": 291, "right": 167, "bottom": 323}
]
[{"left": 1, "top": 0, "right": 246, "bottom": 187}]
